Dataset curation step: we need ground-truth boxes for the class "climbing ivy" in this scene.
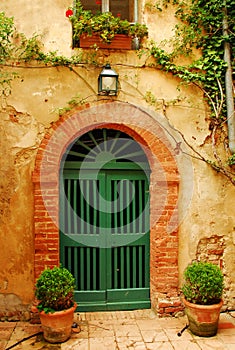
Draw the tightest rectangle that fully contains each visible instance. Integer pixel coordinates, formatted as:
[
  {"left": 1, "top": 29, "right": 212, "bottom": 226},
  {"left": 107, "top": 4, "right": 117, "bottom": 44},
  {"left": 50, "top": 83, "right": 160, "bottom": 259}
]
[
  {"left": 0, "top": 11, "right": 99, "bottom": 95},
  {"left": 149, "top": 0, "right": 234, "bottom": 117},
  {"left": 0, "top": 12, "right": 17, "bottom": 94},
  {"left": 146, "top": 0, "right": 235, "bottom": 183}
]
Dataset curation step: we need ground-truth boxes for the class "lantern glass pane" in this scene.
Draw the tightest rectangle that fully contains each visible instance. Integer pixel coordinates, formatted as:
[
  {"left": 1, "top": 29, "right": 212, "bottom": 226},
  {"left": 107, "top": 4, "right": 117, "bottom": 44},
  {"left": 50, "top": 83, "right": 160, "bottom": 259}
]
[{"left": 102, "top": 77, "right": 116, "bottom": 91}]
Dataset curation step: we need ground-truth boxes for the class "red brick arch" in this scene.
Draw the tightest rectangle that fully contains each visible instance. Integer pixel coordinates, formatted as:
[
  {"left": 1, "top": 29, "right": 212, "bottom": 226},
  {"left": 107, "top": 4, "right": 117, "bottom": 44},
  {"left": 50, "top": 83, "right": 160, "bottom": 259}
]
[{"left": 32, "top": 101, "right": 181, "bottom": 315}]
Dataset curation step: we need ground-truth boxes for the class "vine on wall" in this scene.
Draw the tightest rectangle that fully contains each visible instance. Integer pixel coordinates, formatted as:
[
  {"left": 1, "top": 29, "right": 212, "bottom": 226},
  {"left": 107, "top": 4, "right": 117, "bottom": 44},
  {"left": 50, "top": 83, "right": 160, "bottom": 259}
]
[
  {"left": 0, "top": 11, "right": 100, "bottom": 95},
  {"left": 144, "top": 0, "right": 235, "bottom": 182},
  {"left": 147, "top": 0, "right": 234, "bottom": 119}
]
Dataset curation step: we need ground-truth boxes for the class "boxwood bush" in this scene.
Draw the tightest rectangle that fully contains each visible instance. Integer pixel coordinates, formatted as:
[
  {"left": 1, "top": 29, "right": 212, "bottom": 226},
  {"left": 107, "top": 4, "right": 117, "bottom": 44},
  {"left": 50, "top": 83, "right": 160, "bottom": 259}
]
[
  {"left": 35, "top": 266, "right": 76, "bottom": 313},
  {"left": 182, "top": 261, "right": 224, "bottom": 305}
]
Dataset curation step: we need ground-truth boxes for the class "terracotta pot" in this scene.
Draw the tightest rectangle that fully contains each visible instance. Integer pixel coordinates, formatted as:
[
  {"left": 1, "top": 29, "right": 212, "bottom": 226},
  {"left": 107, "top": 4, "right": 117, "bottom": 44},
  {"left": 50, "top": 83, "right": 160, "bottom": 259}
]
[
  {"left": 182, "top": 297, "right": 223, "bottom": 337},
  {"left": 79, "top": 33, "right": 132, "bottom": 49},
  {"left": 39, "top": 303, "right": 77, "bottom": 343}
]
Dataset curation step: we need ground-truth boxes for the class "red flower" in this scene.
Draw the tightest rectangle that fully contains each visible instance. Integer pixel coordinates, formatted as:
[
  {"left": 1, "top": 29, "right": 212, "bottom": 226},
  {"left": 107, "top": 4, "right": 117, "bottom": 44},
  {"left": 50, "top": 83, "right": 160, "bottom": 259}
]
[{"left": 66, "top": 9, "right": 73, "bottom": 17}]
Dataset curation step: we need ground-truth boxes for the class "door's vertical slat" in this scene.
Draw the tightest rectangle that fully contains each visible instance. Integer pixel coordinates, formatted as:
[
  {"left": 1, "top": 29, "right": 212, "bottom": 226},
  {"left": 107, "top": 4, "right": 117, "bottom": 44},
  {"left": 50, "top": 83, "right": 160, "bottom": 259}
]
[
  {"left": 67, "top": 246, "right": 72, "bottom": 271},
  {"left": 92, "top": 248, "right": 97, "bottom": 289},
  {"left": 74, "top": 247, "right": 78, "bottom": 287},
  {"left": 84, "top": 180, "right": 87, "bottom": 234},
  {"left": 100, "top": 248, "right": 106, "bottom": 292},
  {"left": 86, "top": 181, "right": 90, "bottom": 234},
  {"left": 132, "top": 246, "right": 137, "bottom": 288},
  {"left": 80, "top": 180, "right": 85, "bottom": 234},
  {"left": 126, "top": 181, "right": 130, "bottom": 234},
  {"left": 114, "top": 180, "right": 118, "bottom": 233},
  {"left": 113, "top": 247, "right": 118, "bottom": 289},
  {"left": 93, "top": 181, "right": 97, "bottom": 233},
  {"left": 80, "top": 247, "right": 85, "bottom": 290},
  {"left": 111, "top": 180, "right": 115, "bottom": 233},
  {"left": 73, "top": 180, "right": 77, "bottom": 233},
  {"left": 67, "top": 179, "right": 71, "bottom": 233},
  {"left": 86, "top": 248, "right": 91, "bottom": 289},
  {"left": 120, "top": 247, "right": 125, "bottom": 288},
  {"left": 126, "top": 246, "right": 130, "bottom": 288},
  {"left": 138, "top": 246, "right": 143, "bottom": 288},
  {"left": 120, "top": 181, "right": 124, "bottom": 234},
  {"left": 83, "top": 179, "right": 87, "bottom": 234},
  {"left": 129, "top": 180, "right": 133, "bottom": 233},
  {"left": 131, "top": 180, "right": 136, "bottom": 233},
  {"left": 96, "top": 249, "right": 100, "bottom": 290},
  {"left": 106, "top": 247, "right": 112, "bottom": 290},
  {"left": 137, "top": 180, "right": 144, "bottom": 232}
]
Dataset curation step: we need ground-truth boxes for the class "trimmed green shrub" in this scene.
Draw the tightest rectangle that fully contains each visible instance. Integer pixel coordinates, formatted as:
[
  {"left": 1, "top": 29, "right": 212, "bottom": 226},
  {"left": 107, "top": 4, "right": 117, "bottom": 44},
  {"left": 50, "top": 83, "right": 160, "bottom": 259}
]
[
  {"left": 35, "top": 266, "right": 75, "bottom": 313},
  {"left": 182, "top": 261, "right": 224, "bottom": 305}
]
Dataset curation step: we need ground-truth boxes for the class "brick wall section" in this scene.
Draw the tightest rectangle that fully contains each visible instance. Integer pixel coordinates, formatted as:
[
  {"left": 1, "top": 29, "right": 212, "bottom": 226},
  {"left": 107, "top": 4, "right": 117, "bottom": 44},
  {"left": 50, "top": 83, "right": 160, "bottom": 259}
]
[
  {"left": 32, "top": 101, "right": 181, "bottom": 315},
  {"left": 196, "top": 235, "right": 225, "bottom": 269}
]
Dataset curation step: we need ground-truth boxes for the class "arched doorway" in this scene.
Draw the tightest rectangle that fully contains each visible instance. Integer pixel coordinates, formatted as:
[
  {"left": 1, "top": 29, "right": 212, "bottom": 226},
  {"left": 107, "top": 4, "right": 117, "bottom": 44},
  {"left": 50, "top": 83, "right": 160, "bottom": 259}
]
[
  {"left": 59, "top": 128, "right": 151, "bottom": 311},
  {"left": 33, "top": 101, "right": 181, "bottom": 315}
]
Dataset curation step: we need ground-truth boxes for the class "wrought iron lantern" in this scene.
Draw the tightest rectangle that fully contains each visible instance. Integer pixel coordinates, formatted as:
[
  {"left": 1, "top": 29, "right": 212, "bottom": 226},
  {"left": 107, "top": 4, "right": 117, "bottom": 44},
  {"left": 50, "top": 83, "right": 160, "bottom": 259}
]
[{"left": 98, "top": 64, "right": 119, "bottom": 96}]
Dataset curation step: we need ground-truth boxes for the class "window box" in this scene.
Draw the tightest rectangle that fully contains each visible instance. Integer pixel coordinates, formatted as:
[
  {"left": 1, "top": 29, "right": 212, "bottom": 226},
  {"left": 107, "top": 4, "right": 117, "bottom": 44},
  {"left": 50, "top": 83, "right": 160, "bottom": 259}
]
[
  {"left": 68, "top": 2, "right": 148, "bottom": 50},
  {"left": 79, "top": 33, "right": 133, "bottom": 50}
]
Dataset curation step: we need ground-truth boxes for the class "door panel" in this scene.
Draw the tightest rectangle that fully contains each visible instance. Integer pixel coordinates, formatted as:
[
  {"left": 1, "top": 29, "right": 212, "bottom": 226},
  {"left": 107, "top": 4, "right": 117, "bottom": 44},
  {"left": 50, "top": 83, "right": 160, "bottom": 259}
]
[{"left": 60, "top": 167, "right": 150, "bottom": 311}]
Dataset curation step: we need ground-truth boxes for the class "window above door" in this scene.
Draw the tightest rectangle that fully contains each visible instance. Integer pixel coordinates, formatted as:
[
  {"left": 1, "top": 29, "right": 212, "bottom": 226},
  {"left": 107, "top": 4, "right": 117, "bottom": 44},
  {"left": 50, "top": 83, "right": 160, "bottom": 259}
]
[
  {"left": 79, "top": 0, "right": 138, "bottom": 22},
  {"left": 70, "top": 1, "right": 147, "bottom": 49}
]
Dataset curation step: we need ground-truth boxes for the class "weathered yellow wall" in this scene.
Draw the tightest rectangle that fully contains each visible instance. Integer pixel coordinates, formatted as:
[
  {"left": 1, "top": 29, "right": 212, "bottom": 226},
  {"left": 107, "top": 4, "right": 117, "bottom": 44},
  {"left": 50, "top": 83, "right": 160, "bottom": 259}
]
[{"left": 1, "top": 0, "right": 235, "bottom": 318}]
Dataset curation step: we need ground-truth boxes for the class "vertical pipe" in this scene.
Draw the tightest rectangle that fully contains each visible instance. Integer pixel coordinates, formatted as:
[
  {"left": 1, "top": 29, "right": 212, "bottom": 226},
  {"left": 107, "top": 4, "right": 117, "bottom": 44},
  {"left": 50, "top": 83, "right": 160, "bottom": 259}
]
[{"left": 223, "top": 6, "right": 235, "bottom": 153}]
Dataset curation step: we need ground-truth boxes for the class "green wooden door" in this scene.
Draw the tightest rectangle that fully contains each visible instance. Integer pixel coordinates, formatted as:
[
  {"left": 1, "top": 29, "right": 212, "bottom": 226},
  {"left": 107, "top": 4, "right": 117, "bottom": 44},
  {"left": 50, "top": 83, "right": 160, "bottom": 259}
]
[{"left": 60, "top": 129, "right": 150, "bottom": 311}]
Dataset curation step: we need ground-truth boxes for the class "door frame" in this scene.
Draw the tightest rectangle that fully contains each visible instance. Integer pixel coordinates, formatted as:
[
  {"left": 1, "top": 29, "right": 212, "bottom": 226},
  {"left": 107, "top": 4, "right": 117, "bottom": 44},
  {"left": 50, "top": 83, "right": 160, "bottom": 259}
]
[{"left": 32, "top": 101, "right": 180, "bottom": 315}]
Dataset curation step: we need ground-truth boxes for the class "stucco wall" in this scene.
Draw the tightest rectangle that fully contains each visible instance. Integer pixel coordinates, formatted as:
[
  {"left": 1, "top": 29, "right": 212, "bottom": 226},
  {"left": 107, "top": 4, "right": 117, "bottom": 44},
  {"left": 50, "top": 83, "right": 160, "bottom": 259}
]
[{"left": 1, "top": 0, "right": 235, "bottom": 319}]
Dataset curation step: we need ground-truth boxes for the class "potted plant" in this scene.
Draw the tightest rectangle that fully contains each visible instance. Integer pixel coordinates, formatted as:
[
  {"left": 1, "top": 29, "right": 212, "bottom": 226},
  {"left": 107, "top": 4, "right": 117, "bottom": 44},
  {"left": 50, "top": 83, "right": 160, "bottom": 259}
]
[
  {"left": 182, "top": 260, "right": 224, "bottom": 337},
  {"left": 34, "top": 266, "right": 77, "bottom": 343},
  {"left": 66, "top": 2, "right": 148, "bottom": 49}
]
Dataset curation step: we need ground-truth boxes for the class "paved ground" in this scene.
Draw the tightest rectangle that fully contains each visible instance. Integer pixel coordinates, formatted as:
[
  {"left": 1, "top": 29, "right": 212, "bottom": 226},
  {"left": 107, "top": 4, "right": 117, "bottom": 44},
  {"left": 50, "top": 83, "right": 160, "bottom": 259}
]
[{"left": 1, "top": 309, "right": 235, "bottom": 349}]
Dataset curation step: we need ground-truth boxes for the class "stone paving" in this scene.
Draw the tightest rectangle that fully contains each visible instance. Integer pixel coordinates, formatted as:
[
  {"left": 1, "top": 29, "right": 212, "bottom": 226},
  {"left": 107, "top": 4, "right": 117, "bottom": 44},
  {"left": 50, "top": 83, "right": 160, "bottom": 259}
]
[{"left": 1, "top": 309, "right": 235, "bottom": 350}]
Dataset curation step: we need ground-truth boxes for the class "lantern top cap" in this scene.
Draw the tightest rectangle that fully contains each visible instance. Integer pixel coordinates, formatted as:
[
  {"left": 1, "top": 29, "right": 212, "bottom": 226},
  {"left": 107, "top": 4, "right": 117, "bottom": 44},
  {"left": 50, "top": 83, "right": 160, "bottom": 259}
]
[{"left": 100, "top": 64, "right": 118, "bottom": 77}]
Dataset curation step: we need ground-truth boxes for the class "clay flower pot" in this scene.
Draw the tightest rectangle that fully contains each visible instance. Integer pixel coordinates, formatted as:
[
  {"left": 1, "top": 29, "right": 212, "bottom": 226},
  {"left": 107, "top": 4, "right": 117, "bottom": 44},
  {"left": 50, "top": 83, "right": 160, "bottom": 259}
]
[
  {"left": 183, "top": 297, "right": 223, "bottom": 337},
  {"left": 39, "top": 303, "right": 77, "bottom": 343}
]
